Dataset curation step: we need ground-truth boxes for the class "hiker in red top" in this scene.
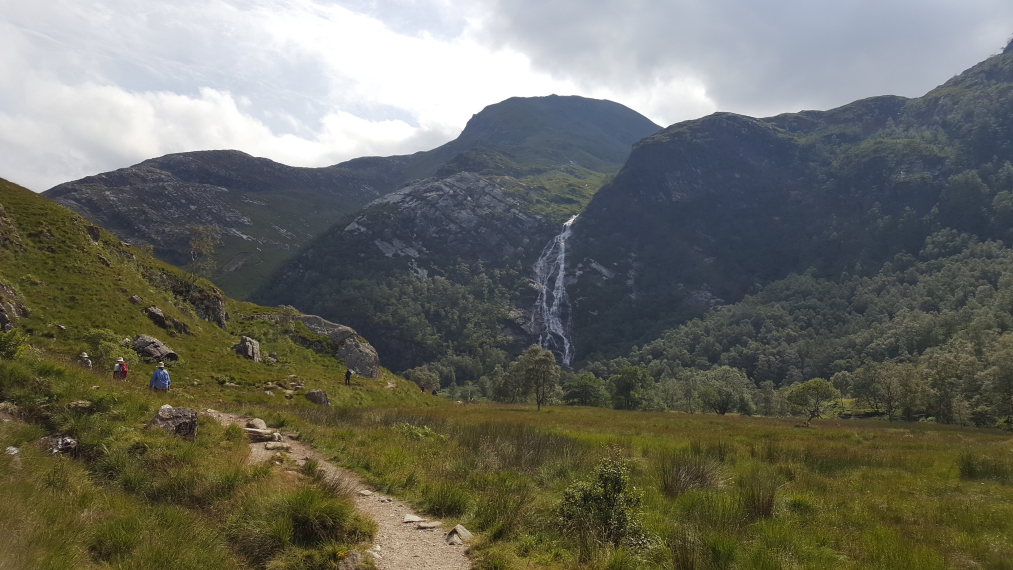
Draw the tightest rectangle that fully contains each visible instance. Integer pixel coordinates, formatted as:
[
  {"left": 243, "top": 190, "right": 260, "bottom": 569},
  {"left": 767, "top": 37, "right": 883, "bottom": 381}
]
[{"left": 113, "top": 357, "right": 129, "bottom": 380}]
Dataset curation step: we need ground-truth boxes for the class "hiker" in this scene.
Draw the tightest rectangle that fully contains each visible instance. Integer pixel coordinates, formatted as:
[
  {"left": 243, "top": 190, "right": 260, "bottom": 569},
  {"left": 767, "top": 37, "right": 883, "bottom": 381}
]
[
  {"left": 78, "top": 352, "right": 92, "bottom": 368},
  {"left": 345, "top": 368, "right": 352, "bottom": 386},
  {"left": 113, "top": 357, "right": 129, "bottom": 380},
  {"left": 149, "top": 362, "right": 170, "bottom": 392}
]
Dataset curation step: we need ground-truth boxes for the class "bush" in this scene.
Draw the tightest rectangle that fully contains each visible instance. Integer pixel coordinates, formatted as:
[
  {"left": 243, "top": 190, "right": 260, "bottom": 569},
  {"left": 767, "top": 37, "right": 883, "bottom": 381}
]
[
  {"left": 558, "top": 453, "right": 649, "bottom": 562},
  {"left": 0, "top": 328, "right": 27, "bottom": 360}
]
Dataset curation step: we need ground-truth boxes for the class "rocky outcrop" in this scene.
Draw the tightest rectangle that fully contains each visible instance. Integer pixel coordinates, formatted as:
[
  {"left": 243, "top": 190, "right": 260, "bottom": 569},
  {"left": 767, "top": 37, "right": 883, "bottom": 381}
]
[
  {"left": 0, "top": 282, "right": 28, "bottom": 331},
  {"left": 133, "top": 334, "right": 178, "bottom": 361},
  {"left": 294, "top": 314, "right": 382, "bottom": 378},
  {"left": 148, "top": 405, "right": 198, "bottom": 440},
  {"left": 337, "top": 337, "right": 381, "bottom": 379},
  {"left": 0, "top": 203, "right": 24, "bottom": 253},
  {"left": 305, "top": 390, "right": 330, "bottom": 406},
  {"left": 144, "top": 305, "right": 190, "bottom": 334},
  {"left": 145, "top": 269, "right": 229, "bottom": 328},
  {"left": 234, "top": 336, "right": 262, "bottom": 362}
]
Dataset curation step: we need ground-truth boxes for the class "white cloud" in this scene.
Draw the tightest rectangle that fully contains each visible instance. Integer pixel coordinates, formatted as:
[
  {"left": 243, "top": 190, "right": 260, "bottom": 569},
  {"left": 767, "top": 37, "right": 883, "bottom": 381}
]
[{"left": 1, "top": 0, "right": 1011, "bottom": 191}]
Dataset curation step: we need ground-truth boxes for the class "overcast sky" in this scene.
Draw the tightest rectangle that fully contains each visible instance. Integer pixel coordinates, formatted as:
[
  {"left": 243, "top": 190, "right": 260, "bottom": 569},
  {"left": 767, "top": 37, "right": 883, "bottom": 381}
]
[{"left": 3, "top": 1, "right": 1013, "bottom": 191}]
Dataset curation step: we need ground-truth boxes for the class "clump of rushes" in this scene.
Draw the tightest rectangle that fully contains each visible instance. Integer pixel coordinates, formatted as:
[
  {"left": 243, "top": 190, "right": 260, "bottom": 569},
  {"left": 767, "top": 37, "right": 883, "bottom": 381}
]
[{"left": 657, "top": 448, "right": 729, "bottom": 497}]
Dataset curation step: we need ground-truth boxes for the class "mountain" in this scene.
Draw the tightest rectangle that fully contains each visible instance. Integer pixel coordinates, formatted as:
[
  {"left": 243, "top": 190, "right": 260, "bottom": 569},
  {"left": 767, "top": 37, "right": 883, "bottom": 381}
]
[
  {"left": 255, "top": 96, "right": 661, "bottom": 376},
  {"left": 568, "top": 39, "right": 1013, "bottom": 362}
]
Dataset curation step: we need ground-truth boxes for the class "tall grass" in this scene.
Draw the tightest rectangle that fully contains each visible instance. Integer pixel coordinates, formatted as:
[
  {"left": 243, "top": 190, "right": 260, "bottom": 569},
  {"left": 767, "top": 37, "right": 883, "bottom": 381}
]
[{"left": 656, "top": 448, "right": 728, "bottom": 497}]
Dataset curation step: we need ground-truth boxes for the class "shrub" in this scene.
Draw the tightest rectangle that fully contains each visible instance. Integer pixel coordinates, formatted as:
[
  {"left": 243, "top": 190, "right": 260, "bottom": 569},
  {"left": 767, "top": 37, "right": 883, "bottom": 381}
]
[
  {"left": 0, "top": 328, "right": 27, "bottom": 360},
  {"left": 558, "top": 453, "right": 649, "bottom": 562}
]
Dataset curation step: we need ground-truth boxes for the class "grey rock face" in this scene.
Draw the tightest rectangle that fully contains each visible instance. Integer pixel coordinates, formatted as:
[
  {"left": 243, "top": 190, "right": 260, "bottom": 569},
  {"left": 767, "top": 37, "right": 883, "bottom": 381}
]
[
  {"left": 0, "top": 203, "right": 24, "bottom": 253},
  {"left": 305, "top": 389, "right": 330, "bottom": 406},
  {"left": 337, "top": 337, "right": 381, "bottom": 379},
  {"left": 0, "top": 282, "right": 28, "bottom": 332},
  {"left": 233, "top": 336, "right": 262, "bottom": 362},
  {"left": 144, "top": 305, "right": 190, "bottom": 334},
  {"left": 133, "top": 334, "right": 179, "bottom": 361},
  {"left": 148, "top": 405, "right": 198, "bottom": 440},
  {"left": 295, "top": 314, "right": 382, "bottom": 378}
]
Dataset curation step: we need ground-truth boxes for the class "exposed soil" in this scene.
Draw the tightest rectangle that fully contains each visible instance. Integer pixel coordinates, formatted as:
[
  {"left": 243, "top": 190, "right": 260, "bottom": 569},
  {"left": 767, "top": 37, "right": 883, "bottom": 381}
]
[{"left": 203, "top": 409, "right": 472, "bottom": 570}]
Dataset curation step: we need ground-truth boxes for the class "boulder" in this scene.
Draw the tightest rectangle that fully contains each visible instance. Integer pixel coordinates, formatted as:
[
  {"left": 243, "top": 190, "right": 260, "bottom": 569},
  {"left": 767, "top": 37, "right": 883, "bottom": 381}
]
[
  {"left": 133, "top": 334, "right": 179, "bottom": 361},
  {"left": 305, "top": 389, "right": 330, "bottom": 406},
  {"left": 144, "top": 306, "right": 190, "bottom": 334},
  {"left": 294, "top": 314, "right": 382, "bottom": 378},
  {"left": 337, "top": 337, "right": 382, "bottom": 379},
  {"left": 147, "top": 404, "right": 198, "bottom": 440},
  {"left": 233, "top": 336, "right": 262, "bottom": 362},
  {"left": 246, "top": 418, "right": 268, "bottom": 430}
]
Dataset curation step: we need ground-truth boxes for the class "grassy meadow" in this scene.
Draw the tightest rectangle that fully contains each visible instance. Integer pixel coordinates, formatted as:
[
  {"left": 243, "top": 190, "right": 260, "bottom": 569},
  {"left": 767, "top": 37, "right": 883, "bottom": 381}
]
[{"left": 277, "top": 402, "right": 1013, "bottom": 570}]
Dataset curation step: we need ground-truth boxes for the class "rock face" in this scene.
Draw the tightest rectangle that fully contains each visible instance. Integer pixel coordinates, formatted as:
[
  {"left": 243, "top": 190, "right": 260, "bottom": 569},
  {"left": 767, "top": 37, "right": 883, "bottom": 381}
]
[
  {"left": 233, "top": 336, "right": 262, "bottom": 362},
  {"left": 148, "top": 405, "right": 198, "bottom": 440},
  {"left": 133, "top": 334, "right": 179, "bottom": 361},
  {"left": 295, "top": 315, "right": 382, "bottom": 378},
  {"left": 305, "top": 389, "right": 330, "bottom": 406},
  {"left": 144, "top": 305, "right": 190, "bottom": 334},
  {"left": 0, "top": 203, "right": 24, "bottom": 253},
  {"left": 0, "top": 282, "right": 28, "bottom": 331},
  {"left": 144, "top": 269, "right": 229, "bottom": 328}
]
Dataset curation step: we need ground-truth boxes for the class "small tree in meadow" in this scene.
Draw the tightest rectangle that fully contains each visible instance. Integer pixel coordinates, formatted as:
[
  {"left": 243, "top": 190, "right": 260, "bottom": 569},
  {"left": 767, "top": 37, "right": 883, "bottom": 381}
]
[{"left": 785, "top": 378, "right": 841, "bottom": 426}]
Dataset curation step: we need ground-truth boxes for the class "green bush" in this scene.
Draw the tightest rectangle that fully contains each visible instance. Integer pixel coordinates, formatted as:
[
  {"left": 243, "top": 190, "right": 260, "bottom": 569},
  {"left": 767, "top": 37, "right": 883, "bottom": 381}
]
[
  {"left": 0, "top": 328, "right": 27, "bottom": 360},
  {"left": 558, "top": 453, "right": 649, "bottom": 562}
]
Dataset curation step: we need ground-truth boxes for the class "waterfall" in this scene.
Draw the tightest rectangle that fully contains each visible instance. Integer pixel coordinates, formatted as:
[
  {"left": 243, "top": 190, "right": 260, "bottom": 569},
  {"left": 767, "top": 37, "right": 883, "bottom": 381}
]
[{"left": 532, "top": 214, "right": 578, "bottom": 366}]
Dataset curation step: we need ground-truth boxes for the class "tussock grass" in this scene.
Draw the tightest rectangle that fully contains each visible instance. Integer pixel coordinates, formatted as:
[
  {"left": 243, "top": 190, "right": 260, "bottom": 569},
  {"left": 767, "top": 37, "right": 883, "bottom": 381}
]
[{"left": 656, "top": 448, "right": 728, "bottom": 497}]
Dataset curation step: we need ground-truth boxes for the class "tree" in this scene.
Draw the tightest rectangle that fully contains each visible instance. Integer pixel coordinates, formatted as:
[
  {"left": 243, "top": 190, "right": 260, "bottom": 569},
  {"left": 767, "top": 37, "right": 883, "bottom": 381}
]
[
  {"left": 563, "top": 372, "right": 610, "bottom": 407},
  {"left": 405, "top": 366, "right": 440, "bottom": 392},
  {"left": 695, "top": 366, "right": 754, "bottom": 415},
  {"left": 503, "top": 345, "right": 560, "bottom": 411},
  {"left": 609, "top": 366, "right": 656, "bottom": 410},
  {"left": 784, "top": 378, "right": 841, "bottom": 426}
]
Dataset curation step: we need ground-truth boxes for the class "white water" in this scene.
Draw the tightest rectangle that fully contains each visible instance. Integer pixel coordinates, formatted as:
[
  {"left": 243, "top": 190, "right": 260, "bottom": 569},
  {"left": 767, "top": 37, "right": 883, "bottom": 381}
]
[{"left": 532, "top": 215, "right": 578, "bottom": 366}]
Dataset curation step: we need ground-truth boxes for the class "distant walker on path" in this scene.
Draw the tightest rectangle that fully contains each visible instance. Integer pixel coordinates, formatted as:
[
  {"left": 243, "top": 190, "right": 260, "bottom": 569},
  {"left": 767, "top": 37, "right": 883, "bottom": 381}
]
[
  {"left": 345, "top": 368, "right": 353, "bottom": 386},
  {"left": 78, "top": 352, "right": 92, "bottom": 368},
  {"left": 150, "top": 362, "right": 170, "bottom": 392}
]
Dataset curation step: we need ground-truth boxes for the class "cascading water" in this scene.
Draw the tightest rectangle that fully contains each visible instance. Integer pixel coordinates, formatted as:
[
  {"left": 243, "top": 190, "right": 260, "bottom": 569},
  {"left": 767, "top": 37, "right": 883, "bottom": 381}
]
[{"left": 532, "top": 214, "right": 578, "bottom": 366}]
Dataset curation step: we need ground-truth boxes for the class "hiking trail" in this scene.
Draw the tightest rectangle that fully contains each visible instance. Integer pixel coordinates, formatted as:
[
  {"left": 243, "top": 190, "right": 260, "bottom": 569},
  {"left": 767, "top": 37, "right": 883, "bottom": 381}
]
[{"left": 203, "top": 409, "right": 472, "bottom": 570}]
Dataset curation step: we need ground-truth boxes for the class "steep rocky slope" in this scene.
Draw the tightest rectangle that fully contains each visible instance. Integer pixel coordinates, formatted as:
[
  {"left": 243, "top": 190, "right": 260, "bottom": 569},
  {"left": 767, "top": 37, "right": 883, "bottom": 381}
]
[
  {"left": 570, "top": 39, "right": 1013, "bottom": 360},
  {"left": 257, "top": 96, "right": 661, "bottom": 375}
]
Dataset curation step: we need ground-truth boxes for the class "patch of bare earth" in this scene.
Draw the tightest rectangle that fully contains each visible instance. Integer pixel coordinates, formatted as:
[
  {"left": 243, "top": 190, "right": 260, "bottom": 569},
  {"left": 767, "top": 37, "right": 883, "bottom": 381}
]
[{"left": 203, "top": 410, "right": 471, "bottom": 570}]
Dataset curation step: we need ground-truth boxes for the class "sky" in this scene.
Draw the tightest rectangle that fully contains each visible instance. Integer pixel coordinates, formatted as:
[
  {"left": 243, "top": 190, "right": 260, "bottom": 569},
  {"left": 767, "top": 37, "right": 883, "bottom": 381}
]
[{"left": 3, "top": 1, "right": 1013, "bottom": 192}]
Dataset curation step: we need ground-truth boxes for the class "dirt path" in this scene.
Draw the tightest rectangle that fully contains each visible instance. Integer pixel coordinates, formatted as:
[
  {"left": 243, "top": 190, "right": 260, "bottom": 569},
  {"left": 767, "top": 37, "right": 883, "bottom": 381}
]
[{"left": 202, "top": 409, "right": 472, "bottom": 570}]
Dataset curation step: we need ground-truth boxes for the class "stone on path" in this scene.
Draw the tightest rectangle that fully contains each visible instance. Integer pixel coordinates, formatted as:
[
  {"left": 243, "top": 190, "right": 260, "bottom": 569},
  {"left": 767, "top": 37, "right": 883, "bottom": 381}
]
[
  {"left": 416, "top": 521, "right": 441, "bottom": 530},
  {"left": 403, "top": 514, "right": 424, "bottom": 523},
  {"left": 358, "top": 489, "right": 374, "bottom": 496},
  {"left": 264, "top": 442, "right": 290, "bottom": 451},
  {"left": 246, "top": 418, "right": 268, "bottom": 430},
  {"left": 446, "top": 524, "right": 473, "bottom": 545}
]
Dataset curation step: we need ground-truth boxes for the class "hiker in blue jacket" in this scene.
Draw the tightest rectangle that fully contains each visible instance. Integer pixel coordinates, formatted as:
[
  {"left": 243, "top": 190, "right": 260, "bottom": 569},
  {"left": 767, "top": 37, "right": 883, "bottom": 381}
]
[{"left": 149, "top": 361, "right": 170, "bottom": 391}]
